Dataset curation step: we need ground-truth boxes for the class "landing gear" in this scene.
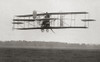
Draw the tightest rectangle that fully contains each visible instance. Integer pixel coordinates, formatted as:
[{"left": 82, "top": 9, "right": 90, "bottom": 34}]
[
  {"left": 41, "top": 29, "right": 49, "bottom": 32},
  {"left": 46, "top": 29, "right": 49, "bottom": 32},
  {"left": 41, "top": 29, "right": 44, "bottom": 32}
]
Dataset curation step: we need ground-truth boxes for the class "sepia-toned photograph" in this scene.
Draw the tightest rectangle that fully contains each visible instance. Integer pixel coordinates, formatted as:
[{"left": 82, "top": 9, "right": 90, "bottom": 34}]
[{"left": 0, "top": 0, "right": 100, "bottom": 62}]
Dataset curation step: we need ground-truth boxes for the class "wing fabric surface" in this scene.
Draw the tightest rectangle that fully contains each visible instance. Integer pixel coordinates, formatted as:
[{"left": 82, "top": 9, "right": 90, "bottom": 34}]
[
  {"left": 16, "top": 12, "right": 88, "bottom": 17},
  {"left": 13, "top": 18, "right": 58, "bottom": 21}
]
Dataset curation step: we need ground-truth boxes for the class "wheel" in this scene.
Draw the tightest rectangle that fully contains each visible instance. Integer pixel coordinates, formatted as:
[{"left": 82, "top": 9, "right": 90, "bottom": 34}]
[
  {"left": 46, "top": 29, "right": 49, "bottom": 32},
  {"left": 41, "top": 29, "right": 44, "bottom": 32}
]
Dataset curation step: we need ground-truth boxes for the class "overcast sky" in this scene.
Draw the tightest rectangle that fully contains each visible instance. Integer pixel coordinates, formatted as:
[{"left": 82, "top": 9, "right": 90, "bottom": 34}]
[{"left": 0, "top": 0, "right": 100, "bottom": 44}]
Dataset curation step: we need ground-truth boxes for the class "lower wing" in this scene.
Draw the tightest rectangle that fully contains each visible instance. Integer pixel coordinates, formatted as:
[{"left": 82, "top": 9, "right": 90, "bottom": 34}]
[{"left": 14, "top": 26, "right": 87, "bottom": 30}]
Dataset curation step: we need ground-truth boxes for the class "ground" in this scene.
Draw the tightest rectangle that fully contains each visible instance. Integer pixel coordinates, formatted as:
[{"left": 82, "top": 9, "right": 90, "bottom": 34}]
[{"left": 0, "top": 48, "right": 100, "bottom": 62}]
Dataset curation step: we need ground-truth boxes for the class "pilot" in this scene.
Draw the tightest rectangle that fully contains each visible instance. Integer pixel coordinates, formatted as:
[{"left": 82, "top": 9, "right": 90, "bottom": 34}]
[
  {"left": 41, "top": 12, "right": 50, "bottom": 27},
  {"left": 45, "top": 12, "right": 50, "bottom": 18}
]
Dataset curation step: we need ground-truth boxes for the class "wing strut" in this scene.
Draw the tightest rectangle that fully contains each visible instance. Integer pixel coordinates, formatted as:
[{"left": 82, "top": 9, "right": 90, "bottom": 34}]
[{"left": 51, "top": 29, "right": 55, "bottom": 33}]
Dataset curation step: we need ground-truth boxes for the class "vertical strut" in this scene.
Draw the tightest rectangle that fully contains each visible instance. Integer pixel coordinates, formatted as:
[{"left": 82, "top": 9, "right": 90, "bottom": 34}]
[
  {"left": 24, "top": 17, "right": 25, "bottom": 28},
  {"left": 84, "top": 14, "right": 87, "bottom": 27},
  {"left": 70, "top": 14, "right": 72, "bottom": 26},
  {"left": 12, "top": 16, "right": 15, "bottom": 30},
  {"left": 60, "top": 15, "right": 64, "bottom": 27},
  {"left": 87, "top": 13, "right": 90, "bottom": 27},
  {"left": 73, "top": 14, "right": 76, "bottom": 26}
]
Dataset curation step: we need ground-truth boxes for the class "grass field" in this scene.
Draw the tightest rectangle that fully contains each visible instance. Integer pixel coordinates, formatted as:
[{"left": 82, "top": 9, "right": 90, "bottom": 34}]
[{"left": 0, "top": 48, "right": 100, "bottom": 62}]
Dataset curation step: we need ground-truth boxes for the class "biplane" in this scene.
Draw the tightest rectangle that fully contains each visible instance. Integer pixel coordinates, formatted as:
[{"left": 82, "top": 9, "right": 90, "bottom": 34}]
[{"left": 12, "top": 10, "right": 95, "bottom": 32}]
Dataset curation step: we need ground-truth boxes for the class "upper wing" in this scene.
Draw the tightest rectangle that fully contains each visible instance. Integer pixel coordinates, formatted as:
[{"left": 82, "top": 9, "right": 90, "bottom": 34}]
[
  {"left": 47, "top": 12, "right": 88, "bottom": 15},
  {"left": 16, "top": 14, "right": 33, "bottom": 17},
  {"left": 16, "top": 12, "right": 88, "bottom": 17},
  {"left": 12, "top": 22, "right": 23, "bottom": 24}
]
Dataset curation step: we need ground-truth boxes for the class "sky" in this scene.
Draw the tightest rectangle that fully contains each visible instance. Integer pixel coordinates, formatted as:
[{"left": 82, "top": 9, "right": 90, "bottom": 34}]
[{"left": 0, "top": 0, "right": 100, "bottom": 44}]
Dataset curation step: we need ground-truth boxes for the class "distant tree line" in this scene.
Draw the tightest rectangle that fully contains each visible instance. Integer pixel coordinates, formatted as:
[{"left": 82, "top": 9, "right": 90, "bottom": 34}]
[{"left": 0, "top": 40, "right": 100, "bottom": 49}]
